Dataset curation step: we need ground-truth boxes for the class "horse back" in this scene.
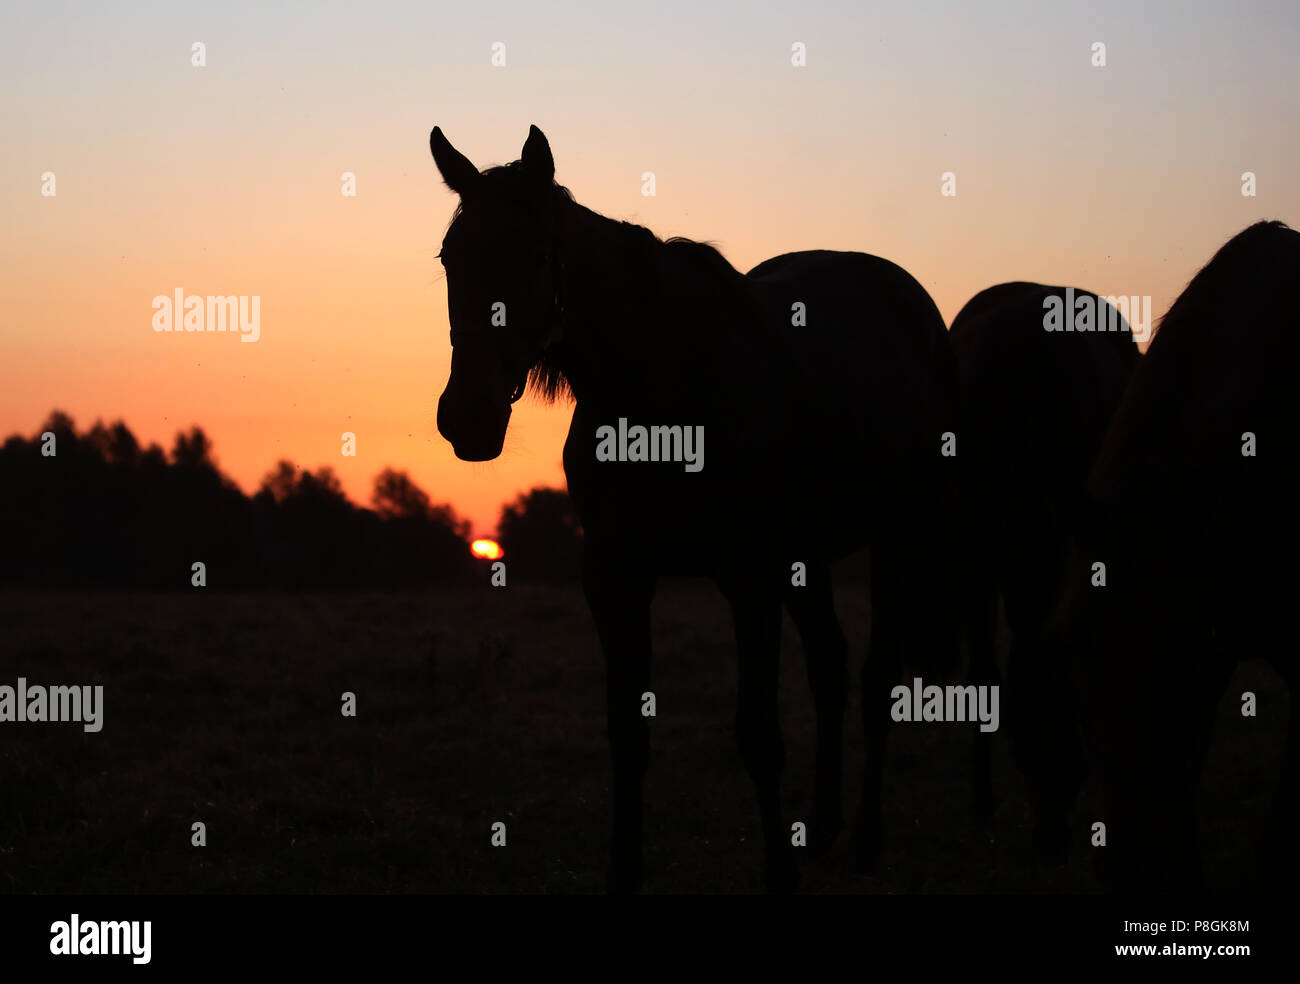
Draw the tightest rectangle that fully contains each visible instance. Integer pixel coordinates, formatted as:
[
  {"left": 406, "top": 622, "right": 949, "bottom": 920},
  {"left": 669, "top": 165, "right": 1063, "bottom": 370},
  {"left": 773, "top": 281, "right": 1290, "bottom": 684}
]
[
  {"left": 1087, "top": 223, "right": 1300, "bottom": 655},
  {"left": 950, "top": 282, "right": 1138, "bottom": 512},
  {"left": 746, "top": 249, "right": 956, "bottom": 461}
]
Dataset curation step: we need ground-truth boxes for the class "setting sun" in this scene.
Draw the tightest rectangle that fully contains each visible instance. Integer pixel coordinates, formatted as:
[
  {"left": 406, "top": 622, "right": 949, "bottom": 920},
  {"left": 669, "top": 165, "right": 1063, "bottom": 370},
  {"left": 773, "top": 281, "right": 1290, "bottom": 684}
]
[{"left": 470, "top": 538, "right": 504, "bottom": 561}]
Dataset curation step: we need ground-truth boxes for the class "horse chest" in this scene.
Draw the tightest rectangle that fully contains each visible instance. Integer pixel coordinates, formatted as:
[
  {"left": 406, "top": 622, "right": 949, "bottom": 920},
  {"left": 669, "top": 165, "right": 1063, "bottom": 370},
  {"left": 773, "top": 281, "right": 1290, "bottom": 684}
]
[{"left": 562, "top": 406, "right": 791, "bottom": 566}]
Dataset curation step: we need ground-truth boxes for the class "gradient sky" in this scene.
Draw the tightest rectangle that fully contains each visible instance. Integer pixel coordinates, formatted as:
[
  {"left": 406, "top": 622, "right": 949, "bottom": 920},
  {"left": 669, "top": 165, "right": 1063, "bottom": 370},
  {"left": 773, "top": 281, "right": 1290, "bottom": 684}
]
[{"left": 2, "top": 0, "right": 1297, "bottom": 535}]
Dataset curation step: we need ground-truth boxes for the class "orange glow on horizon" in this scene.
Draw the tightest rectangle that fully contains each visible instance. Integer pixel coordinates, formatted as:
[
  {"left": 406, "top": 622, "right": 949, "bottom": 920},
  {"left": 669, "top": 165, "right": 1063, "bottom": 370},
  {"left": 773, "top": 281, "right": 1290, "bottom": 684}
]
[
  {"left": 2, "top": 4, "right": 1293, "bottom": 537},
  {"left": 470, "top": 538, "right": 504, "bottom": 560}
]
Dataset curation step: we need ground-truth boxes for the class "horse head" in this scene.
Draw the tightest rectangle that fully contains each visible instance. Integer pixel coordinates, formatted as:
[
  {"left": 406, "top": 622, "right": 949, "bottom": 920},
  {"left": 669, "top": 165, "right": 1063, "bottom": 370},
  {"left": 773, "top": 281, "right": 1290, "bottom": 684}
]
[{"left": 430, "top": 125, "right": 565, "bottom": 460}]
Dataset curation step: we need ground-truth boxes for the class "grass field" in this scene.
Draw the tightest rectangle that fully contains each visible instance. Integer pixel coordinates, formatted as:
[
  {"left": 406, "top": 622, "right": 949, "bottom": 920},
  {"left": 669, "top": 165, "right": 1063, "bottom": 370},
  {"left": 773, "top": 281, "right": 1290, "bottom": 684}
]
[{"left": 0, "top": 583, "right": 1287, "bottom": 893}]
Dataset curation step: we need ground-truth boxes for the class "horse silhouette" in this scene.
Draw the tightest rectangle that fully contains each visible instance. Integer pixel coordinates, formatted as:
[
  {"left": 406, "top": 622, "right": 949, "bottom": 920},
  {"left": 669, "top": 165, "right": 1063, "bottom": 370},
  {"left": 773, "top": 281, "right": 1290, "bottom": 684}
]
[
  {"left": 1059, "top": 220, "right": 1299, "bottom": 892},
  {"left": 430, "top": 124, "right": 959, "bottom": 891},
  {"left": 949, "top": 283, "right": 1139, "bottom": 859}
]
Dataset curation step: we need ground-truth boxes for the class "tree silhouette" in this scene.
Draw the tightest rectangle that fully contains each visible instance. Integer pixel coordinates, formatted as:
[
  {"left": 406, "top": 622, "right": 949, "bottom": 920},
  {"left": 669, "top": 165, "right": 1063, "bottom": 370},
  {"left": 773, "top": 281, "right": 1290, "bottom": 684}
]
[
  {"left": 497, "top": 486, "right": 583, "bottom": 582},
  {"left": 372, "top": 467, "right": 433, "bottom": 521},
  {"left": 0, "top": 413, "right": 475, "bottom": 589}
]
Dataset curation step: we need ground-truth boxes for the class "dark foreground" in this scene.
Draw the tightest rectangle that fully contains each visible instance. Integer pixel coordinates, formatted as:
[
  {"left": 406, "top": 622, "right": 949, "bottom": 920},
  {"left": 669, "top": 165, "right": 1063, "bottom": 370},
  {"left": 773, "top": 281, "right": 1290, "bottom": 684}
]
[{"left": 0, "top": 584, "right": 1286, "bottom": 893}]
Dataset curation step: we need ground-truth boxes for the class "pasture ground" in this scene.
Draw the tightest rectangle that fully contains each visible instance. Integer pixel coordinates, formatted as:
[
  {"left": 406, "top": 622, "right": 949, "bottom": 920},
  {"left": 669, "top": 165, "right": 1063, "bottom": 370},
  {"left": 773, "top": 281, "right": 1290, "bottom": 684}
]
[{"left": 0, "top": 583, "right": 1285, "bottom": 893}]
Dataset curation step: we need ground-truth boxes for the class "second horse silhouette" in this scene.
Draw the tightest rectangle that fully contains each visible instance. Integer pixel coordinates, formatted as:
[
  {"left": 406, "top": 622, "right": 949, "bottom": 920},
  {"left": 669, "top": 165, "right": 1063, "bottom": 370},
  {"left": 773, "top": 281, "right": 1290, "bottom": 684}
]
[{"left": 431, "top": 124, "right": 960, "bottom": 892}]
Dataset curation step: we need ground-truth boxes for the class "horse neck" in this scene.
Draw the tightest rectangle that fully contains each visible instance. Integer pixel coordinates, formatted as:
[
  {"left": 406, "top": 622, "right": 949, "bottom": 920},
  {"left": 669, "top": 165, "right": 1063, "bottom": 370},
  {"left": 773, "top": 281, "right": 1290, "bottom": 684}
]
[
  {"left": 549, "top": 202, "right": 748, "bottom": 412},
  {"left": 547, "top": 204, "right": 649, "bottom": 406}
]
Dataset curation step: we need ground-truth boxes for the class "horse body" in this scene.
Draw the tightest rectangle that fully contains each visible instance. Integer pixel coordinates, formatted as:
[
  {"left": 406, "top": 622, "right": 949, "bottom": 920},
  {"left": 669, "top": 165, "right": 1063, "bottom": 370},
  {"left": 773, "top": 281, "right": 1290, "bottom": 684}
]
[
  {"left": 745, "top": 250, "right": 957, "bottom": 550},
  {"left": 560, "top": 247, "right": 954, "bottom": 567},
  {"left": 556, "top": 240, "right": 959, "bottom": 892},
  {"left": 431, "top": 125, "right": 958, "bottom": 891},
  {"left": 949, "top": 282, "right": 1139, "bottom": 855},
  {"left": 1064, "top": 221, "right": 1300, "bottom": 891}
]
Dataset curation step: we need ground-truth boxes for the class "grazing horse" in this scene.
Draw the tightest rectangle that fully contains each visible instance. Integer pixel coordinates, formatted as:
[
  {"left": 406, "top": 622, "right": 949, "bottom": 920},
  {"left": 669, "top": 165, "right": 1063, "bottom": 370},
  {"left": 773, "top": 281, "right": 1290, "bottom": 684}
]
[
  {"left": 1061, "top": 220, "right": 1300, "bottom": 892},
  {"left": 949, "top": 284, "right": 1138, "bottom": 857},
  {"left": 430, "top": 124, "right": 959, "bottom": 892}
]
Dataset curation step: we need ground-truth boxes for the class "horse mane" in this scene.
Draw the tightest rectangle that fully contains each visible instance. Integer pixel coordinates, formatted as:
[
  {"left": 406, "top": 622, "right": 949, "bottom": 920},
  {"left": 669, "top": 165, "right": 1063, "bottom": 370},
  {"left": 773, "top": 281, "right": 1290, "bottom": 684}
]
[
  {"left": 445, "top": 162, "right": 577, "bottom": 226},
  {"left": 443, "top": 162, "right": 757, "bottom": 405},
  {"left": 662, "top": 235, "right": 744, "bottom": 278},
  {"left": 529, "top": 345, "right": 575, "bottom": 403},
  {"left": 528, "top": 212, "right": 752, "bottom": 404}
]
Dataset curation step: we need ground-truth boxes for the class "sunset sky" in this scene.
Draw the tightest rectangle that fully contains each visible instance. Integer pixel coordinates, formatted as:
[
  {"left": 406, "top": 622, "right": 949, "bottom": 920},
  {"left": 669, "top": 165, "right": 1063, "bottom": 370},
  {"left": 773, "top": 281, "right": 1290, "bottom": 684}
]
[{"left": 2, "top": 0, "right": 1297, "bottom": 535}]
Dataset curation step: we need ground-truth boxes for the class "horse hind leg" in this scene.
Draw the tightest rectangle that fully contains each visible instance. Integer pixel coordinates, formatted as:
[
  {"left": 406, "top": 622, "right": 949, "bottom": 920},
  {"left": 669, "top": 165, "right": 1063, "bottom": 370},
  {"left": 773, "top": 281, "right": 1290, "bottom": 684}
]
[
  {"left": 999, "top": 523, "right": 1085, "bottom": 866},
  {"left": 1006, "top": 630, "right": 1081, "bottom": 867},
  {"left": 1100, "top": 641, "right": 1230, "bottom": 892},
  {"left": 850, "top": 546, "right": 908, "bottom": 873},
  {"left": 784, "top": 564, "right": 847, "bottom": 854},
  {"left": 724, "top": 574, "right": 798, "bottom": 893},
  {"left": 852, "top": 513, "right": 960, "bottom": 873},
  {"left": 964, "top": 561, "right": 1000, "bottom": 824}
]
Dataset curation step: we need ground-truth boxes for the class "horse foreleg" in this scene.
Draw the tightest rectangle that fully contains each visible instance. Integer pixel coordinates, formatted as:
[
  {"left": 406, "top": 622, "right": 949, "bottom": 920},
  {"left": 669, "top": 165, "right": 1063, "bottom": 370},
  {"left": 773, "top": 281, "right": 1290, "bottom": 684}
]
[{"left": 584, "top": 551, "right": 655, "bottom": 894}]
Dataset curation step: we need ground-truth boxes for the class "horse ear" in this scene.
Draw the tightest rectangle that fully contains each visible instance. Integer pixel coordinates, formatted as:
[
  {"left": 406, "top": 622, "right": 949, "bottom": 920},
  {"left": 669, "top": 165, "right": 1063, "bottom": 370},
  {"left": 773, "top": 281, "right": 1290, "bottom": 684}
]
[
  {"left": 430, "top": 127, "right": 480, "bottom": 196},
  {"left": 520, "top": 124, "right": 554, "bottom": 189}
]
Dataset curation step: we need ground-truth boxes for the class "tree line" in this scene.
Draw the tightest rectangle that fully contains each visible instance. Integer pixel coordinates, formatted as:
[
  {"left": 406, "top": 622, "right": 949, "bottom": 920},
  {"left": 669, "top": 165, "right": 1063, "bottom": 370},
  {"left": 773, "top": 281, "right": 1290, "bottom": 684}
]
[{"left": 0, "top": 412, "right": 582, "bottom": 589}]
